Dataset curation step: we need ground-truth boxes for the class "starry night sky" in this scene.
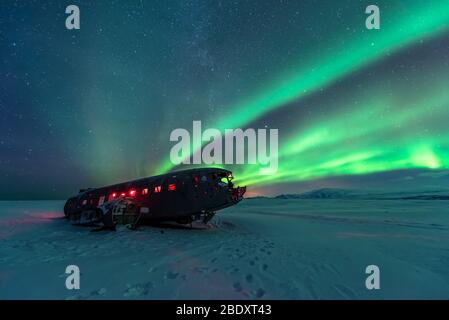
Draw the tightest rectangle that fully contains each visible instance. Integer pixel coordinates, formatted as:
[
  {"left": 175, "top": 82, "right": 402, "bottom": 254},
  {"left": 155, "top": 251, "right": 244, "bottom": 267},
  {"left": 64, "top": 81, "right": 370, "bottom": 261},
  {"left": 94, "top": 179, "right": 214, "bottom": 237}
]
[{"left": 1, "top": 0, "right": 449, "bottom": 199}]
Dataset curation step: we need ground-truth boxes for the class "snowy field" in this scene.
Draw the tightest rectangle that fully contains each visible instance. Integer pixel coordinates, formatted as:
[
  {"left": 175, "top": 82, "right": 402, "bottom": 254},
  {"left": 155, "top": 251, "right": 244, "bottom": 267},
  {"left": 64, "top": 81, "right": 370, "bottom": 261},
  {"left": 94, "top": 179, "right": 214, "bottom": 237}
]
[{"left": 1, "top": 198, "right": 448, "bottom": 299}]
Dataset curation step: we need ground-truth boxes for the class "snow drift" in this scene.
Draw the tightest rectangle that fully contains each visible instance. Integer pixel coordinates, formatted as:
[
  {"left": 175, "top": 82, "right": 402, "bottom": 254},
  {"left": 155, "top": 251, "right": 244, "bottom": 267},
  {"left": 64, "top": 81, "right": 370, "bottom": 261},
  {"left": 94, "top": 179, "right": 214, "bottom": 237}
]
[{"left": 1, "top": 196, "right": 448, "bottom": 299}]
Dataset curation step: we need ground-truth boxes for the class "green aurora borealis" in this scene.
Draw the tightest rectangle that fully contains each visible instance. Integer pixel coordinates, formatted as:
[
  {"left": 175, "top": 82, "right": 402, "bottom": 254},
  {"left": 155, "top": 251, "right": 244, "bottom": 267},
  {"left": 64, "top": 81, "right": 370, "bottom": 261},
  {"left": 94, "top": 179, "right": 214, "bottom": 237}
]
[
  {"left": 157, "top": 1, "right": 449, "bottom": 192},
  {"left": 1, "top": 0, "right": 449, "bottom": 198}
]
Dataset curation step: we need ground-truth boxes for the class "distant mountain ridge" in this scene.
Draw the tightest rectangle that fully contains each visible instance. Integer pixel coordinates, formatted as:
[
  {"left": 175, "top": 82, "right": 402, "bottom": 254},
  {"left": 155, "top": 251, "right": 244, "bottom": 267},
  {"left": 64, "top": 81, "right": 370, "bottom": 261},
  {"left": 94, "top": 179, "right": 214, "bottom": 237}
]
[
  {"left": 275, "top": 188, "right": 356, "bottom": 199},
  {"left": 270, "top": 188, "right": 449, "bottom": 200}
]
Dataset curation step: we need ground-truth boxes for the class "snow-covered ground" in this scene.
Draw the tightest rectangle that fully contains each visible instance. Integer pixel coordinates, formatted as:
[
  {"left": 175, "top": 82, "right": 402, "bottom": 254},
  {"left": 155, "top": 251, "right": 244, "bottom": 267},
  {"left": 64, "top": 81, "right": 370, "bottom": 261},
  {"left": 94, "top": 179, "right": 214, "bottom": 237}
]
[{"left": 1, "top": 198, "right": 448, "bottom": 299}]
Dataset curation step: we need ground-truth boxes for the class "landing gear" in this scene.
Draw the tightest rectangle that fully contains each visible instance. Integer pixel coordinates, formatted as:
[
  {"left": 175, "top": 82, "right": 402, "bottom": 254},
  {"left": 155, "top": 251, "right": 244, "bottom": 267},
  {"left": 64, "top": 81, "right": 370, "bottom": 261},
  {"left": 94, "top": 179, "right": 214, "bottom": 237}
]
[
  {"left": 68, "top": 209, "right": 102, "bottom": 226},
  {"left": 175, "top": 211, "right": 215, "bottom": 226},
  {"left": 202, "top": 211, "right": 215, "bottom": 224},
  {"left": 176, "top": 216, "right": 193, "bottom": 225},
  {"left": 78, "top": 198, "right": 142, "bottom": 231},
  {"left": 125, "top": 210, "right": 143, "bottom": 230}
]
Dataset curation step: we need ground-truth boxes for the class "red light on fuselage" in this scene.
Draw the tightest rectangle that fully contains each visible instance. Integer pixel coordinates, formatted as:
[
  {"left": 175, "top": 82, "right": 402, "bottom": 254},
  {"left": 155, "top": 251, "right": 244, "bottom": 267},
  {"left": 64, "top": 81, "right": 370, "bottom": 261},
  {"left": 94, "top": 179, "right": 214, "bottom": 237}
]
[
  {"left": 168, "top": 184, "right": 176, "bottom": 191},
  {"left": 142, "top": 188, "right": 148, "bottom": 195},
  {"left": 154, "top": 186, "right": 161, "bottom": 193},
  {"left": 129, "top": 189, "right": 137, "bottom": 197},
  {"left": 108, "top": 193, "right": 117, "bottom": 201},
  {"left": 120, "top": 192, "right": 126, "bottom": 197}
]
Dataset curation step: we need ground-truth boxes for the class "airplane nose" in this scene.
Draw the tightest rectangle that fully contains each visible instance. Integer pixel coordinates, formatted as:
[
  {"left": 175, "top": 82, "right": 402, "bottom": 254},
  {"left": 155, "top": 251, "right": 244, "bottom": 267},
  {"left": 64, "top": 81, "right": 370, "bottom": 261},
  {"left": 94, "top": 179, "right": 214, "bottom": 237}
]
[{"left": 231, "top": 186, "right": 246, "bottom": 202}]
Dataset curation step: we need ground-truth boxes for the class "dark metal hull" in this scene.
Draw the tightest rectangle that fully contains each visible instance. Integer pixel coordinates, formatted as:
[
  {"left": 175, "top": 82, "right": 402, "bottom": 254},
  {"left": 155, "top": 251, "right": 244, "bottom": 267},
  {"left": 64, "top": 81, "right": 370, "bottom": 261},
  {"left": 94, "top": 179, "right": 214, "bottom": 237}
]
[{"left": 64, "top": 168, "right": 246, "bottom": 225}]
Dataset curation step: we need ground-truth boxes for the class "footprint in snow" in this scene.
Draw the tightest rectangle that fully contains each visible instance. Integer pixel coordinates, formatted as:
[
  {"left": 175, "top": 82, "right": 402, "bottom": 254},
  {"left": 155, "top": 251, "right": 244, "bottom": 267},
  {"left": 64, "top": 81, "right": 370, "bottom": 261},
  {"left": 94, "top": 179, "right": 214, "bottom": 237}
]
[
  {"left": 252, "top": 288, "right": 265, "bottom": 298},
  {"left": 124, "top": 282, "right": 152, "bottom": 297},
  {"left": 165, "top": 271, "right": 179, "bottom": 279},
  {"left": 91, "top": 288, "right": 107, "bottom": 296},
  {"left": 233, "top": 282, "right": 242, "bottom": 292}
]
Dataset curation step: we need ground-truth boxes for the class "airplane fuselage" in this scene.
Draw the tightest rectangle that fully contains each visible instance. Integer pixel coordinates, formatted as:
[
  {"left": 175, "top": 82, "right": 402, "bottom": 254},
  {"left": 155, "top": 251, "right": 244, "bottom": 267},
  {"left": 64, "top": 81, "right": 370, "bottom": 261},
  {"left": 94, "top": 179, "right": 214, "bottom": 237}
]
[{"left": 63, "top": 168, "right": 246, "bottom": 224}]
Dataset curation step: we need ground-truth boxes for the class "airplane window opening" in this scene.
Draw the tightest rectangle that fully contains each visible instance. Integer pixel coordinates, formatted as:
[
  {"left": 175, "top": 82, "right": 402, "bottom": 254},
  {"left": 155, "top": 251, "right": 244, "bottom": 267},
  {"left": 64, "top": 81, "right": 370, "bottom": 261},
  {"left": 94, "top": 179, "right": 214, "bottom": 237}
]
[
  {"left": 108, "top": 193, "right": 117, "bottom": 201},
  {"left": 98, "top": 196, "right": 105, "bottom": 206}
]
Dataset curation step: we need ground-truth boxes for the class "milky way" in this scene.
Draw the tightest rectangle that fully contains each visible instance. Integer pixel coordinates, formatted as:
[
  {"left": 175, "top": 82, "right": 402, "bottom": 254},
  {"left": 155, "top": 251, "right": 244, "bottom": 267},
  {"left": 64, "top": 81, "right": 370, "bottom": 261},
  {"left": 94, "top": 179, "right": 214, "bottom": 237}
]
[{"left": 1, "top": 1, "right": 449, "bottom": 199}]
